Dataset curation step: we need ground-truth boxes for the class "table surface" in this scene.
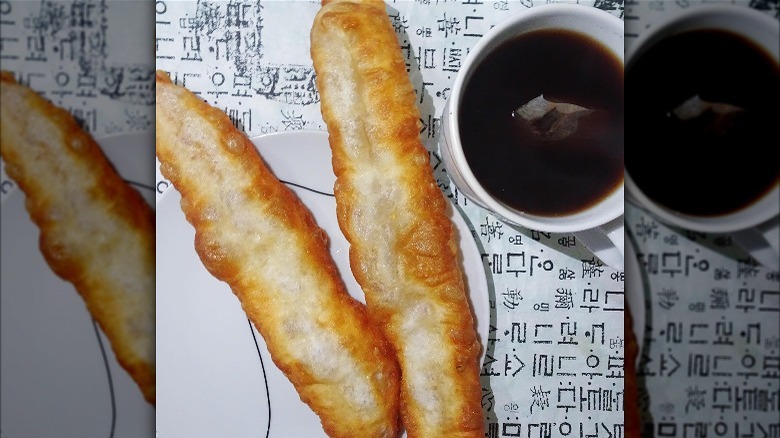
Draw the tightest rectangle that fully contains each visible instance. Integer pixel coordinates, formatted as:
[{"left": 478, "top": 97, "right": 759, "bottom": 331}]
[{"left": 0, "top": 0, "right": 777, "bottom": 437}]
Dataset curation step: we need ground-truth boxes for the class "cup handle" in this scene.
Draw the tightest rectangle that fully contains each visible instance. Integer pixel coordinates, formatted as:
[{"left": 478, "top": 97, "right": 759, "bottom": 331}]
[
  {"left": 574, "top": 215, "right": 625, "bottom": 271},
  {"left": 732, "top": 216, "right": 780, "bottom": 270}
]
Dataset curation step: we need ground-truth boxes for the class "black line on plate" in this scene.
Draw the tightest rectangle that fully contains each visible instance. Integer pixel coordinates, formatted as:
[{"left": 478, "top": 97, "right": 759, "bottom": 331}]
[
  {"left": 248, "top": 318, "right": 272, "bottom": 438},
  {"left": 123, "top": 179, "right": 156, "bottom": 192},
  {"left": 92, "top": 319, "right": 117, "bottom": 438},
  {"left": 280, "top": 180, "right": 334, "bottom": 197}
]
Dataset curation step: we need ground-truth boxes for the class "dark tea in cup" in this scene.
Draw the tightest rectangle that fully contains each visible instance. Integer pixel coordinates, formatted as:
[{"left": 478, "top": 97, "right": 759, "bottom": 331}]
[
  {"left": 626, "top": 27, "right": 779, "bottom": 218},
  {"left": 439, "top": 4, "right": 625, "bottom": 268},
  {"left": 458, "top": 28, "right": 624, "bottom": 217}
]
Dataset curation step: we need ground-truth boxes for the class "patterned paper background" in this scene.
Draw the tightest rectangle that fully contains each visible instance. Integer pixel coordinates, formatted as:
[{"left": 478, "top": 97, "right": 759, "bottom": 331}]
[
  {"left": 0, "top": 0, "right": 155, "bottom": 202},
  {"left": 155, "top": 1, "right": 625, "bottom": 436}
]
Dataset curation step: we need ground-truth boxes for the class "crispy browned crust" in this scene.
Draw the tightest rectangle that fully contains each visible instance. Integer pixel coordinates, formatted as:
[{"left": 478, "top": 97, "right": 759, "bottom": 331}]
[
  {"left": 0, "top": 71, "right": 156, "bottom": 405},
  {"left": 155, "top": 71, "right": 401, "bottom": 438},
  {"left": 310, "top": 2, "right": 484, "bottom": 437},
  {"left": 625, "top": 306, "right": 641, "bottom": 437}
]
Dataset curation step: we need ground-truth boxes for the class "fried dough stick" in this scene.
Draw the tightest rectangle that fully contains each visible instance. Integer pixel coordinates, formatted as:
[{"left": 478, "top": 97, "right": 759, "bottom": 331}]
[
  {"left": 0, "top": 71, "right": 156, "bottom": 405},
  {"left": 155, "top": 71, "right": 401, "bottom": 438},
  {"left": 625, "top": 306, "right": 642, "bottom": 437},
  {"left": 310, "top": 1, "right": 484, "bottom": 436}
]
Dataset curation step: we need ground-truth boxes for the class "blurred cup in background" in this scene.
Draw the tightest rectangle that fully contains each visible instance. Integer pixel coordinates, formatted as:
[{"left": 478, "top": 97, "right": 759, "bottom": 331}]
[{"left": 625, "top": 4, "right": 779, "bottom": 269}]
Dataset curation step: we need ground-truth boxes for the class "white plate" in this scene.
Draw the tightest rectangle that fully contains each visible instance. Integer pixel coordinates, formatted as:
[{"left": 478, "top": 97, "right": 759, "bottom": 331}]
[
  {"left": 156, "top": 130, "right": 490, "bottom": 438},
  {"left": 0, "top": 131, "right": 156, "bottom": 438},
  {"left": 624, "top": 232, "right": 645, "bottom": 361}
]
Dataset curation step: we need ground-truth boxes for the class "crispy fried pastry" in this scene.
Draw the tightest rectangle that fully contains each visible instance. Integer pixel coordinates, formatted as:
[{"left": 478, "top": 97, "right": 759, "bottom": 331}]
[
  {"left": 0, "top": 71, "right": 156, "bottom": 405},
  {"left": 155, "top": 71, "right": 401, "bottom": 438},
  {"left": 625, "top": 305, "right": 642, "bottom": 437},
  {"left": 310, "top": 2, "right": 484, "bottom": 436}
]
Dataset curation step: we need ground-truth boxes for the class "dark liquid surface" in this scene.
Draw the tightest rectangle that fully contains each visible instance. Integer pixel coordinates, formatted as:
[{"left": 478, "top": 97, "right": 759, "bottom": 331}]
[
  {"left": 626, "top": 29, "right": 779, "bottom": 217},
  {"left": 458, "top": 29, "right": 624, "bottom": 217}
]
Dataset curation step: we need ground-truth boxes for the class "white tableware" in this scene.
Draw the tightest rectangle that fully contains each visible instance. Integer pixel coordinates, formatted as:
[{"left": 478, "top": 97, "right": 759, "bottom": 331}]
[
  {"left": 155, "top": 130, "right": 490, "bottom": 438},
  {"left": 625, "top": 5, "right": 779, "bottom": 269},
  {"left": 439, "top": 4, "right": 625, "bottom": 270}
]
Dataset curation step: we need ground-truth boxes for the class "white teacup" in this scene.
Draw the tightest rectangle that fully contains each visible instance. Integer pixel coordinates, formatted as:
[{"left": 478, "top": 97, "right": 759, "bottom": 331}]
[
  {"left": 439, "top": 4, "right": 625, "bottom": 270},
  {"left": 625, "top": 5, "right": 779, "bottom": 269}
]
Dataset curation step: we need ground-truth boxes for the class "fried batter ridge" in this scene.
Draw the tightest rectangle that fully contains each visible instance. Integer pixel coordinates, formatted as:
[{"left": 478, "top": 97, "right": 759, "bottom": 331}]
[
  {"left": 155, "top": 71, "right": 401, "bottom": 438},
  {"left": 311, "top": 2, "right": 484, "bottom": 436},
  {"left": 0, "top": 71, "right": 156, "bottom": 405}
]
